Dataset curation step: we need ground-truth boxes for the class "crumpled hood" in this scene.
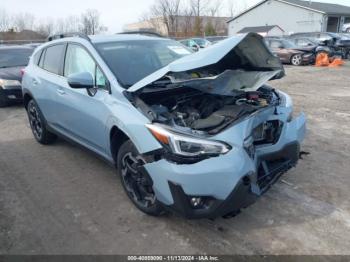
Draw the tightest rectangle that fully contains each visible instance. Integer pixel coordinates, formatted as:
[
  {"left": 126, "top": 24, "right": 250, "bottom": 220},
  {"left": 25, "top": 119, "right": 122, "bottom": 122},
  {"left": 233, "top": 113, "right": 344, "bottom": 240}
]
[{"left": 128, "top": 33, "right": 284, "bottom": 93}]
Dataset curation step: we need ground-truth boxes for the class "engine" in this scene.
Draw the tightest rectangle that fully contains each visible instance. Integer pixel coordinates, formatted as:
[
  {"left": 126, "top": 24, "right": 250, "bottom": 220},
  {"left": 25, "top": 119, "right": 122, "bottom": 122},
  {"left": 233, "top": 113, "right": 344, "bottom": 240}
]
[{"left": 140, "top": 87, "right": 274, "bottom": 134}]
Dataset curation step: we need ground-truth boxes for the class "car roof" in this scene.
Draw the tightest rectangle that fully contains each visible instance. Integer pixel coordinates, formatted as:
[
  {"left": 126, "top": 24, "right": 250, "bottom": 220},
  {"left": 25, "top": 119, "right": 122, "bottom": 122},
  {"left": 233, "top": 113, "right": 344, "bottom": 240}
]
[
  {"left": 35, "top": 34, "right": 173, "bottom": 51},
  {"left": 89, "top": 34, "right": 169, "bottom": 44}
]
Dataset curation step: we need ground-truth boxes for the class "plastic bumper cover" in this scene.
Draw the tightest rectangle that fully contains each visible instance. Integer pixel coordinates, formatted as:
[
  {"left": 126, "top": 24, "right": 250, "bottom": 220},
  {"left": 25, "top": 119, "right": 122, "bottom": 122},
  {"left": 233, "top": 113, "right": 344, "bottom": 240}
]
[
  {"left": 144, "top": 113, "right": 306, "bottom": 219},
  {"left": 0, "top": 87, "right": 23, "bottom": 102}
]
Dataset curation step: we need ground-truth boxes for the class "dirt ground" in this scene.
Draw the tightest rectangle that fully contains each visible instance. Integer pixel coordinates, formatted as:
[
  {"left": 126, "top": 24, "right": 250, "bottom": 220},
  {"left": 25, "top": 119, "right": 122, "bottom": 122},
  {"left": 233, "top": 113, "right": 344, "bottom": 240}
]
[{"left": 0, "top": 63, "right": 349, "bottom": 255}]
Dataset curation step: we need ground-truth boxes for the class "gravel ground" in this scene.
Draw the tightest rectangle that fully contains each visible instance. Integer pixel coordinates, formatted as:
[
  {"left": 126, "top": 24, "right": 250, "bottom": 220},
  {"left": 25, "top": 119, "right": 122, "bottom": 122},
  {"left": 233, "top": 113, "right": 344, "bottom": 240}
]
[{"left": 0, "top": 63, "right": 349, "bottom": 255}]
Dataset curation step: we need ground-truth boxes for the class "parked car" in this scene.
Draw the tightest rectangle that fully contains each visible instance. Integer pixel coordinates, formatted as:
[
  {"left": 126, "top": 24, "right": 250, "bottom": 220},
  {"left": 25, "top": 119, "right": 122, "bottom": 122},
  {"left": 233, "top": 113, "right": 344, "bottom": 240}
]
[
  {"left": 264, "top": 38, "right": 315, "bottom": 66},
  {"left": 205, "top": 36, "right": 228, "bottom": 44},
  {"left": 288, "top": 37, "right": 333, "bottom": 56},
  {"left": 179, "top": 38, "right": 212, "bottom": 51},
  {"left": 0, "top": 45, "right": 34, "bottom": 107},
  {"left": 179, "top": 39, "right": 200, "bottom": 52},
  {"left": 290, "top": 32, "right": 350, "bottom": 59},
  {"left": 343, "top": 23, "right": 350, "bottom": 33},
  {"left": 22, "top": 32, "right": 306, "bottom": 219}
]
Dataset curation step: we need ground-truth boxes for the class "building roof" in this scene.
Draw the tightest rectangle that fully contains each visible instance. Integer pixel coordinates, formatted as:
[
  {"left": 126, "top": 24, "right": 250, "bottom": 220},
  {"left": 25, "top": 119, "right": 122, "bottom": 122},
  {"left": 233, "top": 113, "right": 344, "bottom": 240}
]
[
  {"left": 227, "top": 0, "right": 350, "bottom": 23},
  {"left": 237, "top": 25, "right": 284, "bottom": 33},
  {"left": 283, "top": 0, "right": 350, "bottom": 15}
]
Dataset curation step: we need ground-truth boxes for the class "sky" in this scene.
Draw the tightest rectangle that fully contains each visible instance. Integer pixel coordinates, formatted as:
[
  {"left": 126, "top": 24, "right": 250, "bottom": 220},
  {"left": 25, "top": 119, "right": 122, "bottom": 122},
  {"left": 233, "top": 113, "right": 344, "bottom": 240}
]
[{"left": 1, "top": 0, "right": 350, "bottom": 33}]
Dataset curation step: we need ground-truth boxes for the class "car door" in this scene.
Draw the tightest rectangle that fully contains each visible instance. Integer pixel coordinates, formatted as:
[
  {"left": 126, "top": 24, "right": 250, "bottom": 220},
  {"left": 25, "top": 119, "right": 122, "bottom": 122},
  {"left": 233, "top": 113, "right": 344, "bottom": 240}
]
[
  {"left": 33, "top": 44, "right": 67, "bottom": 125},
  {"left": 269, "top": 40, "right": 288, "bottom": 63},
  {"left": 54, "top": 43, "right": 111, "bottom": 156}
]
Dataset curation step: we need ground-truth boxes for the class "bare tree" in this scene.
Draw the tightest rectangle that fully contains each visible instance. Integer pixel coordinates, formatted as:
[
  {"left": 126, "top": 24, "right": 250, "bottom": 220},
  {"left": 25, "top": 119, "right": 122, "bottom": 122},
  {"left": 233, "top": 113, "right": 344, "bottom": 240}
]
[
  {"left": 13, "top": 12, "right": 35, "bottom": 31},
  {"left": 81, "top": 9, "right": 107, "bottom": 35},
  {"left": 36, "top": 18, "right": 55, "bottom": 37},
  {"left": 181, "top": 8, "right": 194, "bottom": 37},
  {"left": 208, "top": 0, "right": 222, "bottom": 17},
  {"left": 227, "top": 0, "right": 238, "bottom": 17},
  {"left": 206, "top": 0, "right": 222, "bottom": 34},
  {"left": 188, "top": 0, "right": 210, "bottom": 36},
  {"left": 150, "top": 0, "right": 181, "bottom": 37},
  {"left": 0, "top": 8, "right": 10, "bottom": 31},
  {"left": 189, "top": 0, "right": 210, "bottom": 17}
]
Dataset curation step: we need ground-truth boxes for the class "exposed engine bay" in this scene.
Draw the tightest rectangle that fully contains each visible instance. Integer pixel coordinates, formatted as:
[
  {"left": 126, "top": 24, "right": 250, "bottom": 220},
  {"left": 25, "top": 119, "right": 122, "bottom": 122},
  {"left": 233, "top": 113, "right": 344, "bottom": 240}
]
[{"left": 137, "top": 83, "right": 278, "bottom": 135}]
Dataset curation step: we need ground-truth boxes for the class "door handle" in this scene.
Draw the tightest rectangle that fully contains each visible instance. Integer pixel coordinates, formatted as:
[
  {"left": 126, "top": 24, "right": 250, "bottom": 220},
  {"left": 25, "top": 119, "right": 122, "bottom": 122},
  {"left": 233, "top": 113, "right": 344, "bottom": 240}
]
[
  {"left": 57, "top": 88, "right": 66, "bottom": 95},
  {"left": 32, "top": 79, "right": 39, "bottom": 86}
]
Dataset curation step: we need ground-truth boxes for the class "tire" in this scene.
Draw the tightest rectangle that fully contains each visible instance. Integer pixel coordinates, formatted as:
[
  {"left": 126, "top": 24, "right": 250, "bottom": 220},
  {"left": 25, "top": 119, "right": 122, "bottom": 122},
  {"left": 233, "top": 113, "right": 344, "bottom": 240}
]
[
  {"left": 27, "top": 99, "right": 57, "bottom": 145},
  {"left": 117, "top": 140, "right": 165, "bottom": 216},
  {"left": 0, "top": 94, "right": 9, "bottom": 108},
  {"left": 346, "top": 52, "right": 350, "bottom": 60},
  {"left": 291, "top": 54, "right": 303, "bottom": 66},
  {"left": 0, "top": 100, "right": 8, "bottom": 108}
]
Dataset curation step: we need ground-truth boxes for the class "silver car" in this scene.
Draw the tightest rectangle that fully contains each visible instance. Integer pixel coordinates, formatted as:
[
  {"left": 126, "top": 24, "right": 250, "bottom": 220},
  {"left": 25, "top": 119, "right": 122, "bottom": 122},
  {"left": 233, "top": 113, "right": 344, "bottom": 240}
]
[{"left": 22, "top": 32, "right": 306, "bottom": 219}]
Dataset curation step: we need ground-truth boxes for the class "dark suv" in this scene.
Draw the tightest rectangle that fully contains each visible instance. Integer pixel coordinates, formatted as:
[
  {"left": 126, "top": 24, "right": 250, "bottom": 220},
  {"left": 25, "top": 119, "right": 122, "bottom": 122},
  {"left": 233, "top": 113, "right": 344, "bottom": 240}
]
[
  {"left": 290, "top": 32, "right": 350, "bottom": 59},
  {"left": 0, "top": 45, "right": 34, "bottom": 107}
]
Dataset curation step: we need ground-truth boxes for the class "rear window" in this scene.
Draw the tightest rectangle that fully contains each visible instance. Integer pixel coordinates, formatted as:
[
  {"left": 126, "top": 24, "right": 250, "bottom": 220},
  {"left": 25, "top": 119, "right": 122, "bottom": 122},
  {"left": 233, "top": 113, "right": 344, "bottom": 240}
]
[
  {"left": 0, "top": 48, "right": 34, "bottom": 68},
  {"left": 41, "top": 44, "right": 66, "bottom": 75}
]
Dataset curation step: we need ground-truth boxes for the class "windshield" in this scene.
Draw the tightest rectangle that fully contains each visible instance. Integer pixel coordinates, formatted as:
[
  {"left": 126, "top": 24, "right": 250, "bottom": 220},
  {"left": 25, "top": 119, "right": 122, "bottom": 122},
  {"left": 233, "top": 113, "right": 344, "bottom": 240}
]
[
  {"left": 95, "top": 40, "right": 192, "bottom": 87},
  {"left": 0, "top": 48, "right": 33, "bottom": 68},
  {"left": 282, "top": 40, "right": 298, "bottom": 49}
]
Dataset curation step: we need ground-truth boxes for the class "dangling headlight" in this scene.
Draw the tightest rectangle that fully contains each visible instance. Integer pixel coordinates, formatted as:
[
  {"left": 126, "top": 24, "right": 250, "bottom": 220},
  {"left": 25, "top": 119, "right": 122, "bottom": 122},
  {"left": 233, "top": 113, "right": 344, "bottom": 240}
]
[{"left": 146, "top": 124, "right": 231, "bottom": 158}]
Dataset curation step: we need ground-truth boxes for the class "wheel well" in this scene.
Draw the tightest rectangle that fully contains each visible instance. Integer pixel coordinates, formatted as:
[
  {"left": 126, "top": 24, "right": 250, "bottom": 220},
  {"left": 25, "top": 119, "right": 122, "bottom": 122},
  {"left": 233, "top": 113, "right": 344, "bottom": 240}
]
[
  {"left": 110, "top": 126, "right": 130, "bottom": 165},
  {"left": 23, "top": 93, "right": 33, "bottom": 110}
]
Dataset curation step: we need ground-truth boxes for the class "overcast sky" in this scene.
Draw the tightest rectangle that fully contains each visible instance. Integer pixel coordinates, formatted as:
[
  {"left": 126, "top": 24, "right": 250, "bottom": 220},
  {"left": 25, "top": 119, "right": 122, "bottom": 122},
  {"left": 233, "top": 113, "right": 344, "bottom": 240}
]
[{"left": 1, "top": 0, "right": 350, "bottom": 33}]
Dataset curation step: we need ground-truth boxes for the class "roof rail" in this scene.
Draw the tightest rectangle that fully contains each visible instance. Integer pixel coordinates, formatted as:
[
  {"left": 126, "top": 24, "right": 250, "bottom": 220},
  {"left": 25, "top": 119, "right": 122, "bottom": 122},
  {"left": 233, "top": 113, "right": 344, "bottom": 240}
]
[
  {"left": 47, "top": 32, "right": 91, "bottom": 42},
  {"left": 118, "top": 31, "right": 164, "bottom": 38}
]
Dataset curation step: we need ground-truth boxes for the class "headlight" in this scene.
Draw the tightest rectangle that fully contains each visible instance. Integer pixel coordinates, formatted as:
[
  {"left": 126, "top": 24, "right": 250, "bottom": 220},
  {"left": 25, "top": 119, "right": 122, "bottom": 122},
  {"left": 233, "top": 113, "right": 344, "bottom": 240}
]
[
  {"left": 0, "top": 79, "right": 21, "bottom": 89},
  {"left": 146, "top": 124, "right": 231, "bottom": 157}
]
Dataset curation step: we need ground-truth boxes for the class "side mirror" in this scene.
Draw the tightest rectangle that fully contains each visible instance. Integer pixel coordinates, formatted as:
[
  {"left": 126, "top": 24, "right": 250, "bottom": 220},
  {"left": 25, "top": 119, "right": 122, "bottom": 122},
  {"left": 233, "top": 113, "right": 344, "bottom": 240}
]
[{"left": 68, "top": 72, "right": 94, "bottom": 89}]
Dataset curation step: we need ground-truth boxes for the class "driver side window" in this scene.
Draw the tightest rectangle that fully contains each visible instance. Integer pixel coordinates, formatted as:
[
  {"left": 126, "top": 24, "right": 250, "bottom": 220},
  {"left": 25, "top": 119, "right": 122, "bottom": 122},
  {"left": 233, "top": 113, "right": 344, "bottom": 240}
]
[{"left": 64, "top": 44, "right": 108, "bottom": 91}]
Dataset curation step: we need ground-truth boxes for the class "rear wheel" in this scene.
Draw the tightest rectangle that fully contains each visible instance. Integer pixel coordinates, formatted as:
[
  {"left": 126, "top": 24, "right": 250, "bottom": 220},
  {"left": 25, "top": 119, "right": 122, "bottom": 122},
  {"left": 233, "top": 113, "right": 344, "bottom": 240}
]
[
  {"left": 27, "top": 99, "right": 57, "bottom": 145},
  {"left": 291, "top": 54, "right": 303, "bottom": 66},
  {"left": 117, "top": 140, "right": 165, "bottom": 216}
]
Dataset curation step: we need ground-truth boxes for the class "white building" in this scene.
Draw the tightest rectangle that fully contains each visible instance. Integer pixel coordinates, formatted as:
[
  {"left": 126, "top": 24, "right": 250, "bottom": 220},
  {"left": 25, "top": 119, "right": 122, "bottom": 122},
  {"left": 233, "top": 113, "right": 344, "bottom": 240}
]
[{"left": 228, "top": 0, "right": 350, "bottom": 36}]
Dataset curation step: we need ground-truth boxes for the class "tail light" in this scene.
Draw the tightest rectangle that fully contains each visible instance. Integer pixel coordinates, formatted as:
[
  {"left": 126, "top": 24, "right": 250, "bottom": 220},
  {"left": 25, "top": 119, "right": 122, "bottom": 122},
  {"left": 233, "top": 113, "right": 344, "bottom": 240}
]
[{"left": 20, "top": 68, "right": 25, "bottom": 77}]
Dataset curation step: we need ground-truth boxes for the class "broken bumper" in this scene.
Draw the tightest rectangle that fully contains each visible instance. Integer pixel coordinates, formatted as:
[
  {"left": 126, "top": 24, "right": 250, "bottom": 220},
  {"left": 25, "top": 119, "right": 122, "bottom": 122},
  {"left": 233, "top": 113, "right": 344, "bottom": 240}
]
[
  {"left": 144, "top": 113, "right": 306, "bottom": 219},
  {"left": 0, "top": 87, "right": 23, "bottom": 103}
]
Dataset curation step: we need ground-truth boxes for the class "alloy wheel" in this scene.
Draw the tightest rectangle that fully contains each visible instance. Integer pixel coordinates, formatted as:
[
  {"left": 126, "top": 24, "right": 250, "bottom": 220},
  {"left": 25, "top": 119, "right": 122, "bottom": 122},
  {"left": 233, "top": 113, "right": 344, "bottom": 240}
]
[
  {"left": 28, "top": 102, "right": 43, "bottom": 140},
  {"left": 121, "top": 152, "right": 156, "bottom": 208},
  {"left": 291, "top": 54, "right": 302, "bottom": 66}
]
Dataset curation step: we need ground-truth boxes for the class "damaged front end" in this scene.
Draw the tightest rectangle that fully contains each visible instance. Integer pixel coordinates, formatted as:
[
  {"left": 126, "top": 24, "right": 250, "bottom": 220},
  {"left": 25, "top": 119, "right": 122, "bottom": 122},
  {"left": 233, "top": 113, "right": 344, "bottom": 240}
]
[
  {"left": 125, "top": 33, "right": 285, "bottom": 163},
  {"left": 122, "top": 33, "right": 306, "bottom": 218}
]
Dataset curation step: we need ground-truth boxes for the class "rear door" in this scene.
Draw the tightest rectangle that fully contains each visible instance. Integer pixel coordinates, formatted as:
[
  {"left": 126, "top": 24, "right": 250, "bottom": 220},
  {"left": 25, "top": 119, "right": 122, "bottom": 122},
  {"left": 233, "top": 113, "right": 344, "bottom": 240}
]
[
  {"left": 54, "top": 43, "right": 111, "bottom": 155},
  {"left": 269, "top": 40, "right": 289, "bottom": 63},
  {"left": 32, "top": 44, "right": 67, "bottom": 125}
]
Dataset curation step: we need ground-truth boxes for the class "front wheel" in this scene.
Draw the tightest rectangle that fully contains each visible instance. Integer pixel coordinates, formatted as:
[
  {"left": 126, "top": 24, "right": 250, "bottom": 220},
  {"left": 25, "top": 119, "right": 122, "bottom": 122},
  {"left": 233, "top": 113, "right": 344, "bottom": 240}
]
[
  {"left": 0, "top": 95, "right": 8, "bottom": 107},
  {"left": 27, "top": 99, "right": 57, "bottom": 145},
  {"left": 291, "top": 54, "right": 303, "bottom": 66},
  {"left": 117, "top": 140, "right": 165, "bottom": 216}
]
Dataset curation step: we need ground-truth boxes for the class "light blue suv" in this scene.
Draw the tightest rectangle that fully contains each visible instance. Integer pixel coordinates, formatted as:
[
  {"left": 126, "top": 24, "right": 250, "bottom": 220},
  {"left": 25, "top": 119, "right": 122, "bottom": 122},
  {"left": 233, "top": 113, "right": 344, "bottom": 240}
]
[{"left": 22, "top": 32, "right": 306, "bottom": 219}]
